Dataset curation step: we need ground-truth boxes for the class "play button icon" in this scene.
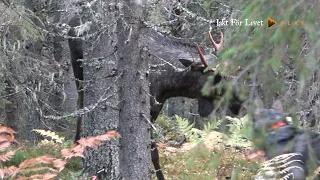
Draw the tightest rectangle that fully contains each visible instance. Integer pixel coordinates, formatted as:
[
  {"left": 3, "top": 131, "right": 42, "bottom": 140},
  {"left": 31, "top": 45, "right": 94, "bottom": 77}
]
[{"left": 268, "top": 17, "right": 276, "bottom": 28}]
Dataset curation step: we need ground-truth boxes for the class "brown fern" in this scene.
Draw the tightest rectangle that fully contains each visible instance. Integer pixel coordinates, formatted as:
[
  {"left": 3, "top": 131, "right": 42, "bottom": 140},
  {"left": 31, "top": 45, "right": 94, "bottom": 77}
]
[
  {"left": 0, "top": 126, "right": 16, "bottom": 136},
  {"left": 0, "top": 155, "right": 67, "bottom": 179},
  {"left": 0, "top": 125, "right": 120, "bottom": 180},
  {"left": 19, "top": 155, "right": 67, "bottom": 171},
  {"left": 17, "top": 173, "right": 57, "bottom": 180},
  {"left": 61, "top": 130, "right": 120, "bottom": 159},
  {"left": 0, "top": 126, "right": 19, "bottom": 165},
  {"left": 2, "top": 166, "right": 20, "bottom": 178},
  {"left": 0, "top": 142, "right": 13, "bottom": 152},
  {"left": 0, "top": 148, "right": 20, "bottom": 162}
]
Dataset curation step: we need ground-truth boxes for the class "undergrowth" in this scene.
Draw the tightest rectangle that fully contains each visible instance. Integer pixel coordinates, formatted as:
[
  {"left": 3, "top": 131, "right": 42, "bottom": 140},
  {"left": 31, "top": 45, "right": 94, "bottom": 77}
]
[
  {"left": 1, "top": 114, "right": 318, "bottom": 179},
  {"left": 153, "top": 114, "right": 259, "bottom": 179},
  {"left": 154, "top": 142, "right": 261, "bottom": 180},
  {"left": 154, "top": 114, "right": 320, "bottom": 180},
  {"left": 0, "top": 125, "right": 120, "bottom": 179},
  {"left": 225, "top": 115, "right": 252, "bottom": 148}
]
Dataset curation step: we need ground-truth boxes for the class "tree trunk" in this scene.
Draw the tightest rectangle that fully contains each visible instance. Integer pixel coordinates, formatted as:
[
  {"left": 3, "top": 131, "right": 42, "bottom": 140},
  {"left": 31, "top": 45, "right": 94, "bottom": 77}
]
[
  {"left": 22, "top": 0, "right": 46, "bottom": 142},
  {"left": 50, "top": 0, "right": 70, "bottom": 132},
  {"left": 82, "top": 0, "right": 151, "bottom": 179},
  {"left": 82, "top": 1, "right": 120, "bottom": 179},
  {"left": 117, "top": 1, "right": 151, "bottom": 179}
]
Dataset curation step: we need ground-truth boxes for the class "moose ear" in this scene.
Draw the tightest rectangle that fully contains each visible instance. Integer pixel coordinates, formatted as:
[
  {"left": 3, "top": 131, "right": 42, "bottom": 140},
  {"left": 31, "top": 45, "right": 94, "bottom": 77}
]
[
  {"left": 271, "top": 100, "right": 283, "bottom": 113},
  {"left": 179, "top": 59, "right": 194, "bottom": 67},
  {"left": 179, "top": 59, "right": 205, "bottom": 71}
]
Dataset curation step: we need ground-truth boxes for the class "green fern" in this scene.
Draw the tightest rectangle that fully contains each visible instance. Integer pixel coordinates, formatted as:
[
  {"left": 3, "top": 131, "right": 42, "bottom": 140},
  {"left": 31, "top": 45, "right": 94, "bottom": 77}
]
[
  {"left": 176, "top": 115, "right": 194, "bottom": 134},
  {"left": 175, "top": 115, "right": 223, "bottom": 143},
  {"left": 32, "top": 129, "right": 65, "bottom": 145},
  {"left": 225, "top": 115, "right": 252, "bottom": 148},
  {"left": 175, "top": 115, "right": 203, "bottom": 143},
  {"left": 203, "top": 119, "right": 222, "bottom": 133},
  {"left": 189, "top": 128, "right": 206, "bottom": 143}
]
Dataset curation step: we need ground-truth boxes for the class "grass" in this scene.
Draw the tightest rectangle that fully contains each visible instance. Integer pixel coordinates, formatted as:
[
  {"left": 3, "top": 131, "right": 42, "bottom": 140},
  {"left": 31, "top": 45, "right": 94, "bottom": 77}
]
[
  {"left": 152, "top": 139, "right": 263, "bottom": 180},
  {"left": 150, "top": 115, "right": 263, "bottom": 179}
]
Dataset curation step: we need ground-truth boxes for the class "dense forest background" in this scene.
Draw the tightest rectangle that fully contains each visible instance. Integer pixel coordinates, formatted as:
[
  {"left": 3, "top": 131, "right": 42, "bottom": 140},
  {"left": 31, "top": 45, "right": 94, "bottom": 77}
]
[{"left": 0, "top": 0, "right": 319, "bottom": 179}]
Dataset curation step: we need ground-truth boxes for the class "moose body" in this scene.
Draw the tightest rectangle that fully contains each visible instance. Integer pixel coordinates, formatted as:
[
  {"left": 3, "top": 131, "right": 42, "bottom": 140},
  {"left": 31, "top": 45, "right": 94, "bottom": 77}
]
[
  {"left": 68, "top": 16, "right": 242, "bottom": 180},
  {"left": 253, "top": 100, "right": 320, "bottom": 179},
  {"left": 140, "top": 28, "right": 242, "bottom": 121}
]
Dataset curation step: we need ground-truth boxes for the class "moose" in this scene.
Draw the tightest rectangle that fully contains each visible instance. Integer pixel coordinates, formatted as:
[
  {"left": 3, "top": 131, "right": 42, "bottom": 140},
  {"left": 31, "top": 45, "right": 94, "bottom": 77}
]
[
  {"left": 67, "top": 16, "right": 243, "bottom": 180},
  {"left": 251, "top": 99, "right": 320, "bottom": 179}
]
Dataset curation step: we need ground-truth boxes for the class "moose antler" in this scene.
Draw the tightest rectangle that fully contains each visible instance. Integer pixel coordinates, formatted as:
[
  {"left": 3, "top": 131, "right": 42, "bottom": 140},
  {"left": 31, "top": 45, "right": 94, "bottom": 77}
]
[
  {"left": 208, "top": 31, "right": 224, "bottom": 51},
  {"left": 196, "top": 32, "right": 242, "bottom": 74},
  {"left": 196, "top": 32, "right": 224, "bottom": 72}
]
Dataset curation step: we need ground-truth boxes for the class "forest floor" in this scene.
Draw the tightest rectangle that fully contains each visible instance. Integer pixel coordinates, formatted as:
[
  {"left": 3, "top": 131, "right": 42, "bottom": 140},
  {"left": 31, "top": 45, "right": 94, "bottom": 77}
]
[{"left": 153, "top": 131, "right": 264, "bottom": 180}]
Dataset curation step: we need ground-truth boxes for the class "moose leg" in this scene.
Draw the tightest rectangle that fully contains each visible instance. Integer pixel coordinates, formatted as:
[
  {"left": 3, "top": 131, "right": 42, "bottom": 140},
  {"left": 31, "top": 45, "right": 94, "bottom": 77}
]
[
  {"left": 72, "top": 61, "right": 84, "bottom": 143},
  {"left": 74, "top": 117, "right": 82, "bottom": 143},
  {"left": 151, "top": 141, "right": 165, "bottom": 180},
  {"left": 150, "top": 100, "right": 165, "bottom": 179},
  {"left": 74, "top": 85, "right": 83, "bottom": 143},
  {"left": 68, "top": 17, "right": 84, "bottom": 143}
]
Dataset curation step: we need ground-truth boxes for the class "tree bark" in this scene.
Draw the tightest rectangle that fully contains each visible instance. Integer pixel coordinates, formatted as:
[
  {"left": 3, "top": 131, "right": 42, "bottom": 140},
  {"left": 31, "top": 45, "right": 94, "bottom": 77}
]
[
  {"left": 50, "top": 0, "right": 69, "bottom": 132},
  {"left": 82, "top": 0, "right": 151, "bottom": 179},
  {"left": 82, "top": 1, "right": 120, "bottom": 179},
  {"left": 117, "top": 1, "right": 151, "bottom": 179}
]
